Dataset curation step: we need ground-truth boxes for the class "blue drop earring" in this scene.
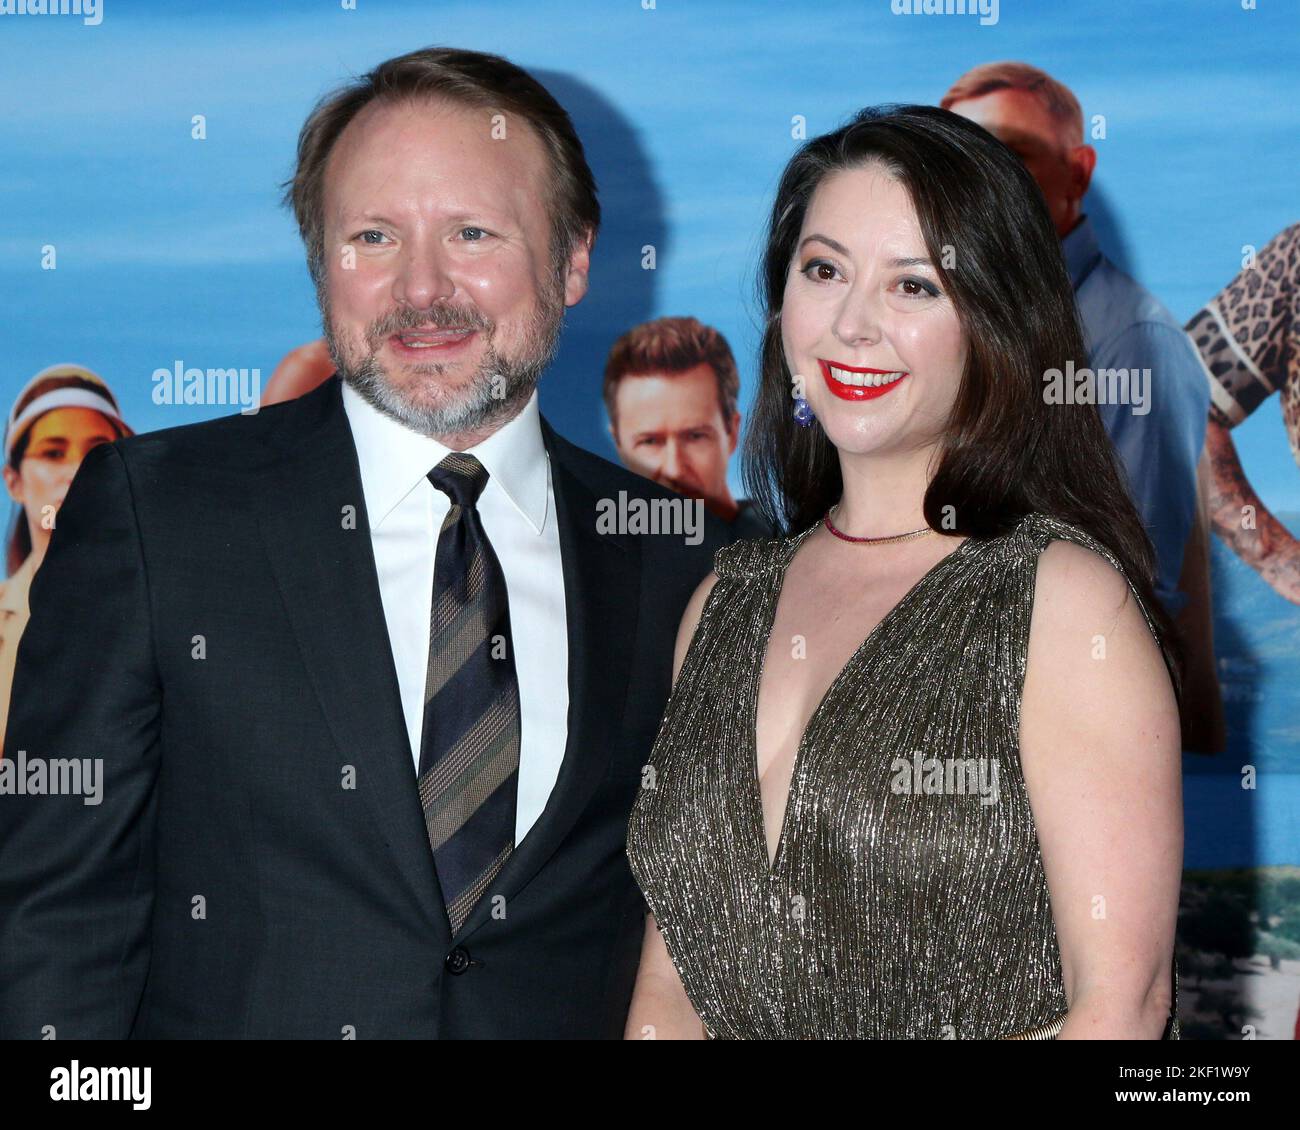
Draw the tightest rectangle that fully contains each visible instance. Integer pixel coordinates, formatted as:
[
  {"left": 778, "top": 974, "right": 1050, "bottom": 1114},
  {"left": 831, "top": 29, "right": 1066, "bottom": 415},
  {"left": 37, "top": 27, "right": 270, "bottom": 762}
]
[{"left": 793, "top": 396, "right": 815, "bottom": 428}]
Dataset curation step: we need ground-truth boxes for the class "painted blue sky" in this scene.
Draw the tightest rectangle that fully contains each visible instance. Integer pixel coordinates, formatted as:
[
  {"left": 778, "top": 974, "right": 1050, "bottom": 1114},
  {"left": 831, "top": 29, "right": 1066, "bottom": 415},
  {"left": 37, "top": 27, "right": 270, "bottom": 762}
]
[{"left": 2, "top": 0, "right": 1297, "bottom": 505}]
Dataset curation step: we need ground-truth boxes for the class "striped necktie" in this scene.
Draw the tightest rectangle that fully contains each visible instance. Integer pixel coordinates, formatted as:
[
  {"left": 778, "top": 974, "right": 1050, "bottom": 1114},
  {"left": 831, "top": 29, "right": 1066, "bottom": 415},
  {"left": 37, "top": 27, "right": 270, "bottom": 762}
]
[{"left": 418, "top": 452, "right": 521, "bottom": 936}]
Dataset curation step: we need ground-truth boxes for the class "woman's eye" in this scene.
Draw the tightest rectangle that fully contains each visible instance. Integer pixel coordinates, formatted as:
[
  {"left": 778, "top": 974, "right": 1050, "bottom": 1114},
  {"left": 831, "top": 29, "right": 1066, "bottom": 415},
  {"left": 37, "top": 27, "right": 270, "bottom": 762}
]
[
  {"left": 898, "top": 277, "right": 940, "bottom": 298},
  {"left": 802, "top": 259, "right": 839, "bottom": 282}
]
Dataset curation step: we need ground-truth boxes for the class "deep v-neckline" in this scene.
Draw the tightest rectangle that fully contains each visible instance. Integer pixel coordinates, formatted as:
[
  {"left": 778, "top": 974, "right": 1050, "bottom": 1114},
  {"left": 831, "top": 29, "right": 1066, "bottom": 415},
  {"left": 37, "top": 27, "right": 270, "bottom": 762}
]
[{"left": 748, "top": 523, "right": 976, "bottom": 876}]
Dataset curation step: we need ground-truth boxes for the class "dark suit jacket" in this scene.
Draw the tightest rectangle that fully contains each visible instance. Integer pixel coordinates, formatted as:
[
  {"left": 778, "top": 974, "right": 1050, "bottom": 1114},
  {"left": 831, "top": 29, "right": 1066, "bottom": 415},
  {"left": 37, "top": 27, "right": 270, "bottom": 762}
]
[{"left": 0, "top": 376, "right": 731, "bottom": 1039}]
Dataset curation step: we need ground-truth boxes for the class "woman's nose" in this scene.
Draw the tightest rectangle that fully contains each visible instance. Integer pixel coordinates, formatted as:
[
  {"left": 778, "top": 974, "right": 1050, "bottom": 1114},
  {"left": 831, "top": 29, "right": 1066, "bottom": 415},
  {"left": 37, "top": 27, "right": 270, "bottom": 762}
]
[{"left": 832, "top": 284, "right": 884, "bottom": 350}]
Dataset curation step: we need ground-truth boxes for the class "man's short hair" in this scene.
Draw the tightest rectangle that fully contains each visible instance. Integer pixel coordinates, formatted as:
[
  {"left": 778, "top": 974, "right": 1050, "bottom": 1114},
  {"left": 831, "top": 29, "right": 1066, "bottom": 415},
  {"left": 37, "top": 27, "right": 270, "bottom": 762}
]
[
  {"left": 282, "top": 45, "right": 600, "bottom": 287},
  {"left": 940, "top": 61, "right": 1083, "bottom": 147},
  {"left": 603, "top": 316, "right": 740, "bottom": 433}
]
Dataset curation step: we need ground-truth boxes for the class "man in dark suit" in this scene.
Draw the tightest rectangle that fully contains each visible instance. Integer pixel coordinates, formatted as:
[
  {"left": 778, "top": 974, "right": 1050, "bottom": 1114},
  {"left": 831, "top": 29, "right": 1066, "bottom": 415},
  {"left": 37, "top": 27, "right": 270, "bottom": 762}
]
[{"left": 0, "top": 47, "right": 729, "bottom": 1039}]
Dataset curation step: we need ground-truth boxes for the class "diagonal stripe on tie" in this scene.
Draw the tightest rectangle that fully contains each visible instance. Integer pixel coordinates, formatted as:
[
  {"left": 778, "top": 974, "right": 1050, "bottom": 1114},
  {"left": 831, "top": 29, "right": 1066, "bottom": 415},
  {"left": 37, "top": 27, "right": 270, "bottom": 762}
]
[
  {"left": 445, "top": 843, "right": 512, "bottom": 934},
  {"left": 419, "top": 696, "right": 519, "bottom": 850},
  {"left": 424, "top": 588, "right": 496, "bottom": 704},
  {"left": 430, "top": 544, "right": 487, "bottom": 635}
]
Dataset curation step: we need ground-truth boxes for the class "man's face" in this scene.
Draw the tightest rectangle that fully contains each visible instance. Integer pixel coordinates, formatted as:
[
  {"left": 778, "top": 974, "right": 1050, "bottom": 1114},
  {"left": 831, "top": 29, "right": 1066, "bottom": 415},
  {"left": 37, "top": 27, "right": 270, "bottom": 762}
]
[
  {"left": 318, "top": 97, "right": 590, "bottom": 443},
  {"left": 611, "top": 363, "right": 740, "bottom": 517},
  {"left": 946, "top": 88, "right": 1094, "bottom": 238}
]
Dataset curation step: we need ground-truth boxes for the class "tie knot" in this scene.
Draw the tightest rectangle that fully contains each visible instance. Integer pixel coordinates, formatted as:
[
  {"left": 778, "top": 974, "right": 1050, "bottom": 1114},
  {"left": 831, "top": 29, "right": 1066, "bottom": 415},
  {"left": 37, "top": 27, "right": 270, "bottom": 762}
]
[{"left": 428, "top": 452, "right": 489, "bottom": 508}]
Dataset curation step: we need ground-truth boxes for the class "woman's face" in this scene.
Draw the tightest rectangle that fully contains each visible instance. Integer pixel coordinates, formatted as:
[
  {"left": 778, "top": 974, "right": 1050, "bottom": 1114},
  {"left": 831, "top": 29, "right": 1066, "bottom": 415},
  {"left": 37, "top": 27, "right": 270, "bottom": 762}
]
[
  {"left": 4, "top": 407, "right": 119, "bottom": 546},
  {"left": 781, "top": 164, "right": 967, "bottom": 461}
]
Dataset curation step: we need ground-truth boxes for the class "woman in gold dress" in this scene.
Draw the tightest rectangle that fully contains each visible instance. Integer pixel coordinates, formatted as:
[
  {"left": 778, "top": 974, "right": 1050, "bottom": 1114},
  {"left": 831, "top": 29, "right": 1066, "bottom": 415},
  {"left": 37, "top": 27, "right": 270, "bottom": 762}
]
[{"left": 625, "top": 106, "right": 1182, "bottom": 1040}]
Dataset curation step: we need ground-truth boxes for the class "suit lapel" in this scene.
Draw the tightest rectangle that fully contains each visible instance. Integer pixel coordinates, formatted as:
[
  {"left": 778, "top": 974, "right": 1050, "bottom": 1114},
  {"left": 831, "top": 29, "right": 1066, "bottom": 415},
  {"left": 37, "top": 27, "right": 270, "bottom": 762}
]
[
  {"left": 250, "top": 378, "right": 451, "bottom": 947},
  {"left": 252, "top": 382, "right": 638, "bottom": 944},
  {"left": 455, "top": 417, "right": 641, "bottom": 938}
]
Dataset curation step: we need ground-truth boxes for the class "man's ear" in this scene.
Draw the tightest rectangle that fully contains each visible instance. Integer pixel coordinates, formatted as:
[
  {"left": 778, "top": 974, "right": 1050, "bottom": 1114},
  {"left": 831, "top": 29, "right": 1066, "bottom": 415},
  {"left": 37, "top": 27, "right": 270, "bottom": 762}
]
[
  {"left": 563, "top": 227, "right": 594, "bottom": 307},
  {"left": 1068, "top": 144, "right": 1097, "bottom": 201},
  {"left": 607, "top": 414, "right": 622, "bottom": 454},
  {"left": 726, "top": 411, "right": 741, "bottom": 455}
]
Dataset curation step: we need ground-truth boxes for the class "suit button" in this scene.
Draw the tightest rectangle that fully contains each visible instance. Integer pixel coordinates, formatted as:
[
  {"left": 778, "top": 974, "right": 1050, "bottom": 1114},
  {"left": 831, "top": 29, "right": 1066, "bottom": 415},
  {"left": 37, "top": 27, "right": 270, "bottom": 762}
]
[{"left": 445, "top": 946, "right": 472, "bottom": 975}]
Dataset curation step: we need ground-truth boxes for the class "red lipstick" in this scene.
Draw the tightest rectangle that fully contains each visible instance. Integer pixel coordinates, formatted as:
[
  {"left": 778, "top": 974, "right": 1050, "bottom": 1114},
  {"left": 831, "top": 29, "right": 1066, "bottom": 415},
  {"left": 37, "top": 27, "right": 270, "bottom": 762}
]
[{"left": 818, "top": 358, "right": 910, "bottom": 401}]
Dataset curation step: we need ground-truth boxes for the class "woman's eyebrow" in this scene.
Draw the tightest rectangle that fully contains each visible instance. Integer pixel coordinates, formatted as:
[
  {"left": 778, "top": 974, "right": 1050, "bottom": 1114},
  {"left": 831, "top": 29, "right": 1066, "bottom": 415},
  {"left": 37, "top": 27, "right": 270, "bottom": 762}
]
[
  {"left": 798, "top": 233, "right": 850, "bottom": 256},
  {"left": 797, "top": 235, "right": 932, "bottom": 269}
]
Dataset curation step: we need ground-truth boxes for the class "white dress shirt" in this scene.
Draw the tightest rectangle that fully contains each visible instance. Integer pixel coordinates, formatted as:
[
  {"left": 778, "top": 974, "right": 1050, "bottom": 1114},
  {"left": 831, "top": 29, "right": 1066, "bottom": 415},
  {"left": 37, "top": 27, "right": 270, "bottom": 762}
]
[{"left": 341, "top": 380, "right": 569, "bottom": 846}]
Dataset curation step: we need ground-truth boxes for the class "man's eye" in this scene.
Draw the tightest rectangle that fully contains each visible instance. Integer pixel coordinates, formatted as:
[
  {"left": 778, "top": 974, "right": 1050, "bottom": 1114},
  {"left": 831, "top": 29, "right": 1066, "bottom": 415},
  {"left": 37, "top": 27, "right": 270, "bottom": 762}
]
[
  {"left": 357, "top": 230, "right": 389, "bottom": 245},
  {"left": 460, "top": 227, "right": 488, "bottom": 242},
  {"left": 636, "top": 437, "right": 662, "bottom": 447}
]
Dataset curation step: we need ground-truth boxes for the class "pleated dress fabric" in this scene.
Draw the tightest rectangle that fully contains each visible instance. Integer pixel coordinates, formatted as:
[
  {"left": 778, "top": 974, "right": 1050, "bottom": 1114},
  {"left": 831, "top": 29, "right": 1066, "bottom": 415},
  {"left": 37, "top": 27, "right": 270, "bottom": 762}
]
[{"left": 627, "top": 510, "right": 1178, "bottom": 1039}]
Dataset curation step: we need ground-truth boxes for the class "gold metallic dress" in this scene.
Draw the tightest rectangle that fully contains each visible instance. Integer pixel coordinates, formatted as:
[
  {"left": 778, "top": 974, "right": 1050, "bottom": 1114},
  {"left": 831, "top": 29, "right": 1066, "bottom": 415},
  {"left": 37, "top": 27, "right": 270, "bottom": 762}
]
[{"left": 627, "top": 511, "right": 1179, "bottom": 1039}]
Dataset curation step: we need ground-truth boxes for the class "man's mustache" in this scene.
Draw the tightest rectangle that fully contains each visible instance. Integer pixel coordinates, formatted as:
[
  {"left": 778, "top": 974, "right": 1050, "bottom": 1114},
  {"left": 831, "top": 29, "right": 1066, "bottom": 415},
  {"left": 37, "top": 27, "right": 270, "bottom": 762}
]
[{"left": 364, "top": 305, "right": 494, "bottom": 348}]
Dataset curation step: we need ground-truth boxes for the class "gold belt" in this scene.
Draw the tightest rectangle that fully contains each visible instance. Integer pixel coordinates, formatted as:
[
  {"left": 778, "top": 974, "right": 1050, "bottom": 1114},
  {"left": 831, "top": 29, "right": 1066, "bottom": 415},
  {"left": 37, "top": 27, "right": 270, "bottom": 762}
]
[
  {"left": 1003, "top": 1012, "right": 1067, "bottom": 1040},
  {"left": 701, "top": 1013, "right": 1069, "bottom": 1039}
]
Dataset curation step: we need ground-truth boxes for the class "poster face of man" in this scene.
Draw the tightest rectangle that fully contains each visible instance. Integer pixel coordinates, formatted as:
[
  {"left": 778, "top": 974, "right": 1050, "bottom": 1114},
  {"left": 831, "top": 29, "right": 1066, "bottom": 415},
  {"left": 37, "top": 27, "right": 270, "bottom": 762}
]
[{"left": 610, "top": 362, "right": 741, "bottom": 521}]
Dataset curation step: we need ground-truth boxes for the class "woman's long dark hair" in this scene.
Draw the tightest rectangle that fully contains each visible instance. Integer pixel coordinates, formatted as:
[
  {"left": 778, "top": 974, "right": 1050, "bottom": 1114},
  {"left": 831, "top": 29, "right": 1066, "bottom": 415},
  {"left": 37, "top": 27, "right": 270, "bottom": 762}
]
[{"left": 742, "top": 103, "right": 1181, "bottom": 690}]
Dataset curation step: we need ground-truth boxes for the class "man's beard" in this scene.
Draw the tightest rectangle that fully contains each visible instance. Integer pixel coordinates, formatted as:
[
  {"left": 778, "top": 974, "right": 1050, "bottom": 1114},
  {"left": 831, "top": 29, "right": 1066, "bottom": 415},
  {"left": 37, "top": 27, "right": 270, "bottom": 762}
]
[{"left": 320, "top": 271, "right": 566, "bottom": 440}]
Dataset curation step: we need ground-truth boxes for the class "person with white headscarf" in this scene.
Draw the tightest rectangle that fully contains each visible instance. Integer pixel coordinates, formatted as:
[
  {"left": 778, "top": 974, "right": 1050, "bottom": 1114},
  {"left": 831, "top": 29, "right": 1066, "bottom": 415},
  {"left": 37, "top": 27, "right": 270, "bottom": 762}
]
[{"left": 1, "top": 365, "right": 132, "bottom": 753}]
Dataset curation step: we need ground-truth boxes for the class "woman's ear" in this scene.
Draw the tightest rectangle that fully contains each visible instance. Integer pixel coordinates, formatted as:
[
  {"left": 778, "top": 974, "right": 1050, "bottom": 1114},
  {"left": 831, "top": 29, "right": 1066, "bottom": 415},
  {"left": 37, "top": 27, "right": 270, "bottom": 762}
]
[{"left": 2, "top": 463, "right": 24, "bottom": 507}]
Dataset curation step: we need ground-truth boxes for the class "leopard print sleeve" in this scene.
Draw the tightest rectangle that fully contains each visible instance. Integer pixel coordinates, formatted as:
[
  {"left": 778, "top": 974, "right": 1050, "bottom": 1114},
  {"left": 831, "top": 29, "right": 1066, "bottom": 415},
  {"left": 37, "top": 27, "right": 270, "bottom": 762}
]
[{"left": 1186, "top": 223, "right": 1299, "bottom": 459}]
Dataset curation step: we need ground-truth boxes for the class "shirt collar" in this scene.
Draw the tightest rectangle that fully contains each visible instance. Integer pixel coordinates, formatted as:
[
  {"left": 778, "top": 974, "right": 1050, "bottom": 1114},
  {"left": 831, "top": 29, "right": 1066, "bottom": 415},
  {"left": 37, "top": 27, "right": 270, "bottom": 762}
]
[
  {"left": 341, "top": 379, "right": 549, "bottom": 534},
  {"left": 1061, "top": 213, "right": 1103, "bottom": 291}
]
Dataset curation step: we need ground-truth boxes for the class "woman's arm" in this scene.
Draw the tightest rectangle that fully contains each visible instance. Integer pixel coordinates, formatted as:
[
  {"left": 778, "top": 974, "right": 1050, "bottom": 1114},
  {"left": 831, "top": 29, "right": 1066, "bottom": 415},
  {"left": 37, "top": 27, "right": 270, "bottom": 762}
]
[
  {"left": 624, "top": 570, "right": 719, "bottom": 1040},
  {"left": 624, "top": 912, "right": 707, "bottom": 1039},
  {"left": 1019, "top": 541, "right": 1183, "bottom": 1039}
]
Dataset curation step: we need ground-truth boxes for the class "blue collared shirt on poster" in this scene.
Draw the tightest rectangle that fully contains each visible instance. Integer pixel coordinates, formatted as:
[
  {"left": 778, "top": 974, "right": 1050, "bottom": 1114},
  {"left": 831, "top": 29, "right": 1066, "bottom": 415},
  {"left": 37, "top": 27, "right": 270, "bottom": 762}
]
[{"left": 1063, "top": 214, "right": 1209, "bottom": 618}]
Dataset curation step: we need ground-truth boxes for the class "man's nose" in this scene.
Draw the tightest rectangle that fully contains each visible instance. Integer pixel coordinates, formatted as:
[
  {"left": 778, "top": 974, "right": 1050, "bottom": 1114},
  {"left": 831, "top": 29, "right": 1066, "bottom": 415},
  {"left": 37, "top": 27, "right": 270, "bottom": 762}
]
[
  {"left": 392, "top": 238, "right": 457, "bottom": 310},
  {"left": 661, "top": 439, "right": 684, "bottom": 479}
]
